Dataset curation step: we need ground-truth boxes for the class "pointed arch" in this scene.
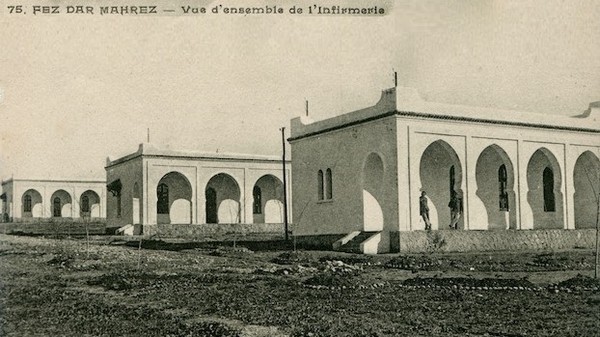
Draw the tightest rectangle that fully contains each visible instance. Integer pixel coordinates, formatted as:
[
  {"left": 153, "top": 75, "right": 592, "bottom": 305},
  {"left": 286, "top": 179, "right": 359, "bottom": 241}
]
[
  {"left": 419, "top": 140, "right": 463, "bottom": 230},
  {"left": 156, "top": 172, "right": 193, "bottom": 224},
  {"left": 80, "top": 190, "right": 100, "bottom": 218},
  {"left": 50, "top": 189, "right": 72, "bottom": 218},
  {"left": 573, "top": 151, "right": 600, "bottom": 229},
  {"left": 205, "top": 173, "right": 241, "bottom": 224},
  {"left": 21, "top": 189, "right": 42, "bottom": 218},
  {"left": 526, "top": 148, "right": 564, "bottom": 229},
  {"left": 474, "top": 144, "right": 516, "bottom": 230},
  {"left": 362, "top": 152, "right": 385, "bottom": 231},
  {"left": 252, "top": 174, "right": 284, "bottom": 224}
]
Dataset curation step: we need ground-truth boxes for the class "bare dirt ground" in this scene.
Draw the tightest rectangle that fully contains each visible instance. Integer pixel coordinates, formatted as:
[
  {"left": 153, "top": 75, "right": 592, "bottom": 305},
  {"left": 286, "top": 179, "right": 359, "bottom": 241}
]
[{"left": 0, "top": 233, "right": 599, "bottom": 337}]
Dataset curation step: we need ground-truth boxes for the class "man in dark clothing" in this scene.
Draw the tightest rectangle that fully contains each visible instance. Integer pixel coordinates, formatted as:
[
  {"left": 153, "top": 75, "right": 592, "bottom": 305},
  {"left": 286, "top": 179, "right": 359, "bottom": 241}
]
[
  {"left": 448, "top": 190, "right": 463, "bottom": 229},
  {"left": 420, "top": 191, "right": 432, "bottom": 230}
]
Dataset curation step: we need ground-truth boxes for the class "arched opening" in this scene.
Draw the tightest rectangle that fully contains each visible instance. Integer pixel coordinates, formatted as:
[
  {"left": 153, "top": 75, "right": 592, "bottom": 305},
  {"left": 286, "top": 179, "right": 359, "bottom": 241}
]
[
  {"left": 156, "top": 172, "right": 193, "bottom": 224},
  {"left": 474, "top": 145, "right": 516, "bottom": 230},
  {"left": 573, "top": 151, "right": 600, "bottom": 229},
  {"left": 419, "top": 140, "right": 463, "bottom": 230},
  {"left": 252, "top": 175, "right": 284, "bottom": 224},
  {"left": 205, "top": 173, "right": 241, "bottom": 224},
  {"left": 325, "top": 168, "right": 333, "bottom": 200},
  {"left": 526, "top": 148, "right": 564, "bottom": 229},
  {"left": 21, "top": 189, "right": 43, "bottom": 218},
  {"left": 50, "top": 190, "right": 72, "bottom": 218},
  {"left": 317, "top": 170, "right": 324, "bottom": 201},
  {"left": 362, "top": 153, "right": 384, "bottom": 231},
  {"left": 132, "top": 182, "right": 141, "bottom": 225},
  {"left": 79, "top": 190, "right": 101, "bottom": 218}
]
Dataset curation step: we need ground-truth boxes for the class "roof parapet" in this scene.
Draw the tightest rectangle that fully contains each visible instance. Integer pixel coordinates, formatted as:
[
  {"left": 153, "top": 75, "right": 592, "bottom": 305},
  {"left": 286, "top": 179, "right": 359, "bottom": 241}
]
[
  {"left": 290, "top": 86, "right": 600, "bottom": 140},
  {"left": 290, "top": 87, "right": 397, "bottom": 138}
]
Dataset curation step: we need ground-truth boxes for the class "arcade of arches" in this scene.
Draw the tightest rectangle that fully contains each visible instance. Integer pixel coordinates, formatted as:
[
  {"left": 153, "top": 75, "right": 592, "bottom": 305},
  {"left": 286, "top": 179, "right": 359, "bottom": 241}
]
[
  {"left": 416, "top": 140, "right": 598, "bottom": 231},
  {"left": 289, "top": 85, "right": 600, "bottom": 255},
  {"left": 0, "top": 178, "right": 106, "bottom": 221},
  {"left": 152, "top": 171, "right": 285, "bottom": 225},
  {"left": 104, "top": 144, "right": 290, "bottom": 227}
]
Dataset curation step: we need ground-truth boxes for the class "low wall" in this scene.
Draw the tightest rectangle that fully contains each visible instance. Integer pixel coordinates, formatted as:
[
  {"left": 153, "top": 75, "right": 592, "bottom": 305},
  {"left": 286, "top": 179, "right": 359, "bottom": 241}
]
[
  {"left": 4, "top": 217, "right": 106, "bottom": 224},
  {"left": 295, "top": 234, "right": 348, "bottom": 250},
  {"left": 0, "top": 222, "right": 107, "bottom": 235},
  {"left": 392, "top": 229, "right": 596, "bottom": 253},
  {"left": 143, "top": 223, "right": 287, "bottom": 239}
]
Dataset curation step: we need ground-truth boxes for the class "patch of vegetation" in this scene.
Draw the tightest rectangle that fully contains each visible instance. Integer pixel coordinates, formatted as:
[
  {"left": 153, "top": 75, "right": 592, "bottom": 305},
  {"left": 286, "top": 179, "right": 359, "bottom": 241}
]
[
  {"left": 209, "top": 246, "right": 254, "bottom": 257},
  {"left": 386, "top": 255, "right": 441, "bottom": 271},
  {"left": 271, "top": 251, "right": 317, "bottom": 265},
  {"left": 2, "top": 235, "right": 600, "bottom": 337},
  {"left": 426, "top": 231, "right": 447, "bottom": 252},
  {"left": 318, "top": 254, "right": 381, "bottom": 266},
  {"left": 556, "top": 274, "right": 600, "bottom": 290},
  {"left": 403, "top": 276, "right": 537, "bottom": 289}
]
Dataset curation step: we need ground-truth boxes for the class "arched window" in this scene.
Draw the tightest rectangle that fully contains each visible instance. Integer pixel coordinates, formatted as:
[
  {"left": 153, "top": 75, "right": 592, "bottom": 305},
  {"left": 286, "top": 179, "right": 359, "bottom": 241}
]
[
  {"left": 81, "top": 195, "right": 90, "bottom": 213},
  {"left": 543, "top": 167, "right": 555, "bottom": 212},
  {"left": 326, "top": 168, "right": 333, "bottom": 199},
  {"left": 253, "top": 186, "right": 262, "bottom": 214},
  {"left": 157, "top": 183, "right": 169, "bottom": 214},
  {"left": 53, "top": 197, "right": 61, "bottom": 217},
  {"left": 449, "top": 165, "right": 456, "bottom": 192},
  {"left": 117, "top": 194, "right": 122, "bottom": 217},
  {"left": 317, "top": 170, "right": 324, "bottom": 200},
  {"left": 23, "top": 195, "right": 32, "bottom": 213},
  {"left": 498, "top": 164, "right": 509, "bottom": 211}
]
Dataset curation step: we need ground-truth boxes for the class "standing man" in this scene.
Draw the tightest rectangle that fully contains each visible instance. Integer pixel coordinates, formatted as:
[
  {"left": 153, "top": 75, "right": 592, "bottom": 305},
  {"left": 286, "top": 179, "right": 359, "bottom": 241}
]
[
  {"left": 448, "top": 190, "right": 463, "bottom": 229},
  {"left": 420, "top": 191, "right": 432, "bottom": 230}
]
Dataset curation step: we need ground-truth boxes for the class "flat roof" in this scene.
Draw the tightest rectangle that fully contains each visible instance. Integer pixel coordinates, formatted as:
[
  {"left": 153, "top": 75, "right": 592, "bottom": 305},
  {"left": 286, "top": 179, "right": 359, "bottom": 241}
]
[
  {"left": 2, "top": 178, "right": 106, "bottom": 185},
  {"left": 290, "top": 86, "right": 600, "bottom": 141},
  {"left": 106, "top": 143, "right": 290, "bottom": 168}
]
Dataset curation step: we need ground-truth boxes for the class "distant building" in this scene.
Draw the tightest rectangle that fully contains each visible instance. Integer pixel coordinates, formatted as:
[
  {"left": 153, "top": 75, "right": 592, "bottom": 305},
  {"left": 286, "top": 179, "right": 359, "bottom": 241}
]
[
  {"left": 105, "top": 143, "right": 291, "bottom": 229},
  {"left": 289, "top": 86, "right": 600, "bottom": 253},
  {"left": 0, "top": 178, "right": 106, "bottom": 222}
]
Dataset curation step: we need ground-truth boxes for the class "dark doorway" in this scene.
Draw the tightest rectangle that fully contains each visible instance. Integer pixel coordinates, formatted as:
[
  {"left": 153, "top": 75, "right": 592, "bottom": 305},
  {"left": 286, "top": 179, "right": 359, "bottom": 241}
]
[
  {"left": 205, "top": 187, "right": 217, "bottom": 223},
  {"left": 53, "top": 197, "right": 61, "bottom": 217}
]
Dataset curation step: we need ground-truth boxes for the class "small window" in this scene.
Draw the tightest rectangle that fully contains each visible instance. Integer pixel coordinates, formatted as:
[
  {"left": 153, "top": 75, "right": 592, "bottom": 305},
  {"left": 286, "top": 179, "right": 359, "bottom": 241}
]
[
  {"left": 116, "top": 194, "right": 122, "bottom": 217},
  {"left": 53, "top": 197, "right": 62, "bottom": 217},
  {"left": 498, "top": 165, "right": 509, "bottom": 211},
  {"left": 543, "top": 167, "right": 555, "bottom": 212},
  {"left": 449, "top": 165, "right": 456, "bottom": 192},
  {"left": 157, "top": 183, "right": 169, "bottom": 214},
  {"left": 317, "top": 170, "right": 324, "bottom": 200},
  {"left": 23, "top": 195, "right": 32, "bottom": 213},
  {"left": 325, "top": 168, "right": 333, "bottom": 199},
  {"left": 253, "top": 186, "right": 262, "bottom": 214}
]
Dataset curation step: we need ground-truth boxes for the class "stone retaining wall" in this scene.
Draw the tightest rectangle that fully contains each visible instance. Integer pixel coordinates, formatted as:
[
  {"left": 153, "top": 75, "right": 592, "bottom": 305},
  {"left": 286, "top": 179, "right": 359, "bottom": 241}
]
[
  {"left": 0, "top": 222, "right": 107, "bottom": 235},
  {"left": 143, "top": 223, "right": 287, "bottom": 239},
  {"left": 392, "top": 229, "right": 596, "bottom": 253}
]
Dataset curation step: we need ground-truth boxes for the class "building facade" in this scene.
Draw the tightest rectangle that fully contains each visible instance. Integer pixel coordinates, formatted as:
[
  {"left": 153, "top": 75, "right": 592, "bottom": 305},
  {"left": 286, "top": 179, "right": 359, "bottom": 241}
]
[
  {"left": 0, "top": 178, "right": 106, "bottom": 222},
  {"left": 105, "top": 143, "right": 291, "bottom": 228},
  {"left": 289, "top": 86, "right": 600, "bottom": 253}
]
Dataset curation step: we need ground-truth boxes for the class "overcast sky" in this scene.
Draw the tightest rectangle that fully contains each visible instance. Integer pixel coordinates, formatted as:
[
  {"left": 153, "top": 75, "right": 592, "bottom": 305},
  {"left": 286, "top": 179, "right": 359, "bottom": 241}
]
[{"left": 1, "top": 0, "right": 599, "bottom": 181}]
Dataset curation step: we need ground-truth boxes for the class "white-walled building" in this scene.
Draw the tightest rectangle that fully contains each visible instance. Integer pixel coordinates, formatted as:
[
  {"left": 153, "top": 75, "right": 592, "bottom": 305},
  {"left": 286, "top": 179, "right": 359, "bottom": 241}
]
[
  {"left": 105, "top": 143, "right": 291, "bottom": 229},
  {"left": 0, "top": 178, "right": 106, "bottom": 222},
  {"left": 289, "top": 86, "right": 600, "bottom": 253}
]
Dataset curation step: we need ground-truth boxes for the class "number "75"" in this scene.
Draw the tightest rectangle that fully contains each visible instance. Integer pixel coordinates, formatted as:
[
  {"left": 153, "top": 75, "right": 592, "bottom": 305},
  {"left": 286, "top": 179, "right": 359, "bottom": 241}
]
[{"left": 7, "top": 6, "right": 24, "bottom": 13}]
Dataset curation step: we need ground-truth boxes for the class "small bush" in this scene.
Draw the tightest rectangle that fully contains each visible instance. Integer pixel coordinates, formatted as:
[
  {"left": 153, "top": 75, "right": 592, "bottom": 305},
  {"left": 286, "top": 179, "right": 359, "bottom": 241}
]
[{"left": 426, "top": 231, "right": 446, "bottom": 253}]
